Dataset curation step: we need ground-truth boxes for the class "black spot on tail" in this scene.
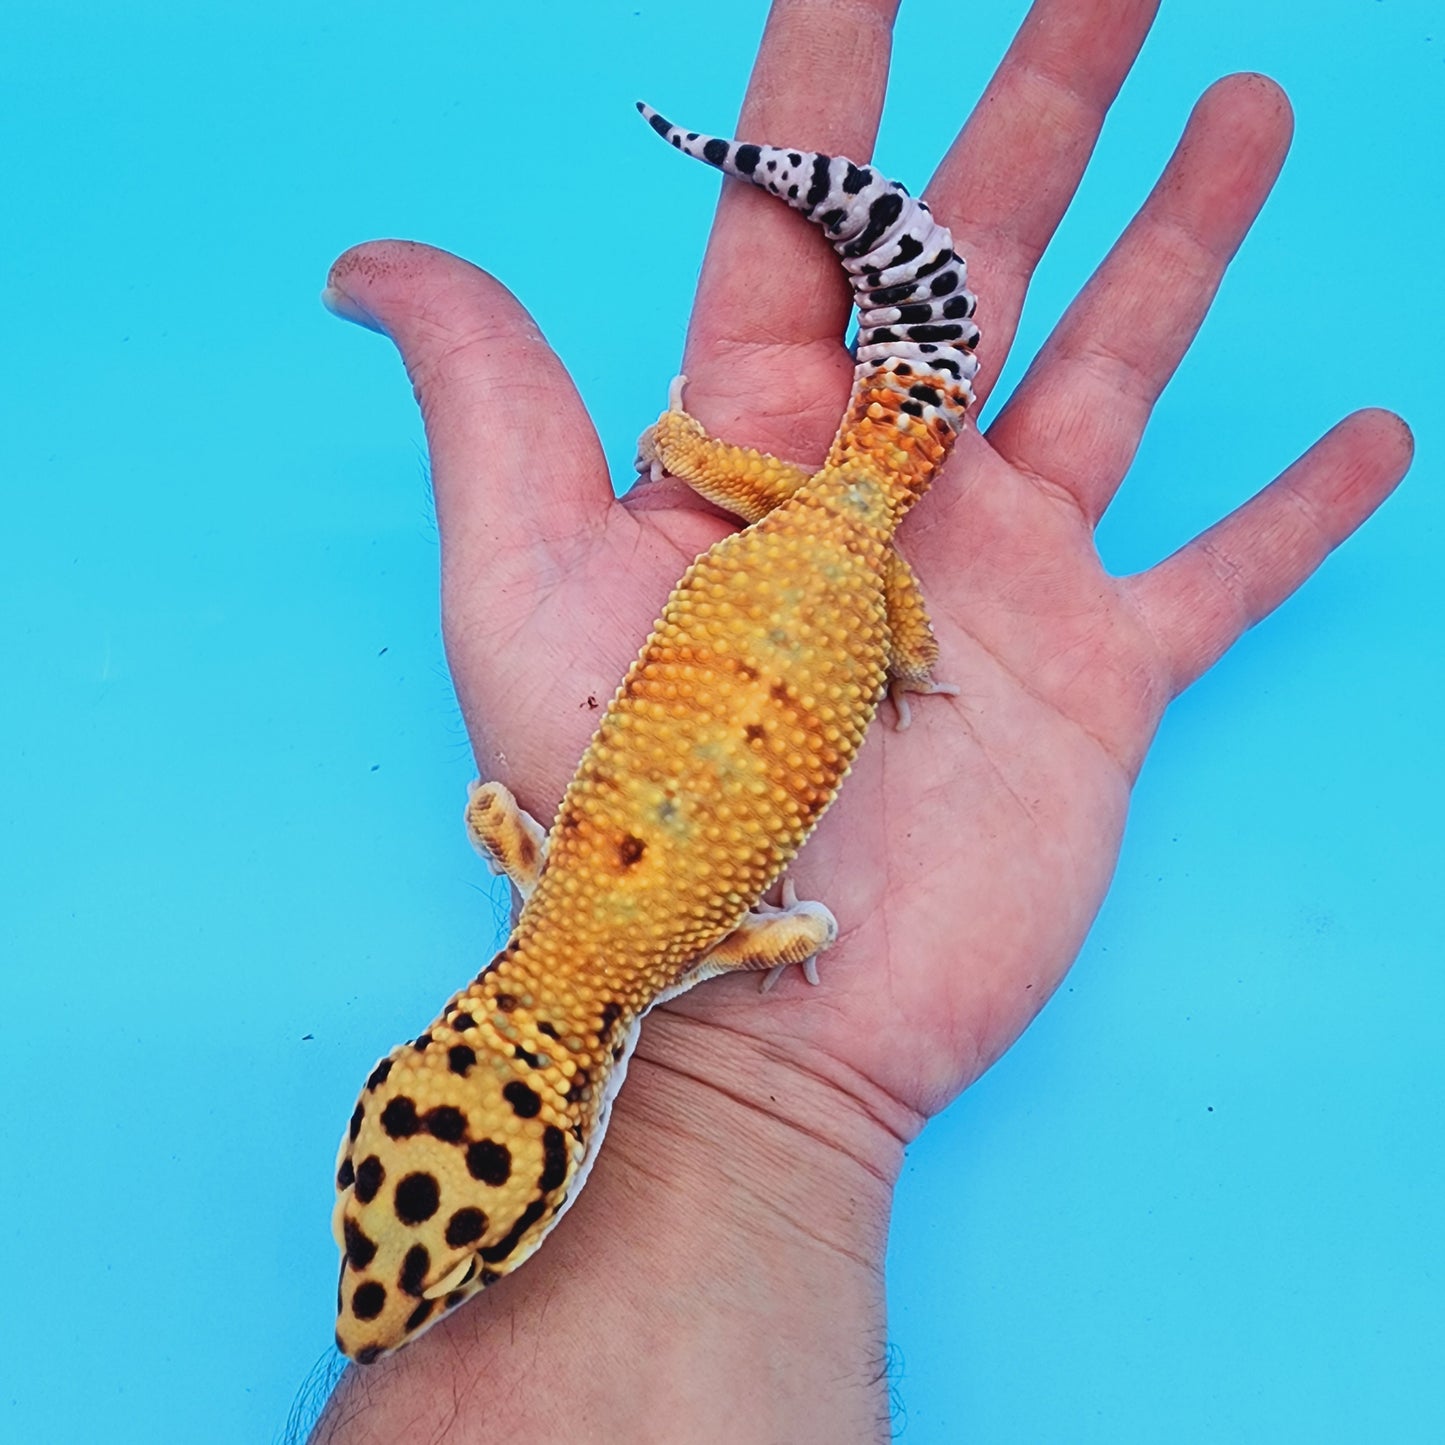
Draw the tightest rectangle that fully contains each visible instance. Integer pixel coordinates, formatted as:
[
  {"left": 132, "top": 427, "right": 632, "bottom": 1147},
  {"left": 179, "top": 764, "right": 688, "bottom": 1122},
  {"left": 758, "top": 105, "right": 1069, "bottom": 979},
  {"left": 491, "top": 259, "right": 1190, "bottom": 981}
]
[
  {"left": 805, "top": 153, "right": 832, "bottom": 209},
  {"left": 645, "top": 107, "right": 673, "bottom": 139},
  {"left": 703, "top": 137, "right": 729, "bottom": 165},
  {"left": 734, "top": 143, "right": 761, "bottom": 175}
]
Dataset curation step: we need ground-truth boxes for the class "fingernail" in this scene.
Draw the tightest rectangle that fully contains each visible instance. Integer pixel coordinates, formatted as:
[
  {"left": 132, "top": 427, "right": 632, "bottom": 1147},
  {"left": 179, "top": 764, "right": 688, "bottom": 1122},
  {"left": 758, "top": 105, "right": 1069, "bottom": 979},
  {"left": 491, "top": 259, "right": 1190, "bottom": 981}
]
[{"left": 321, "top": 284, "right": 388, "bottom": 335}]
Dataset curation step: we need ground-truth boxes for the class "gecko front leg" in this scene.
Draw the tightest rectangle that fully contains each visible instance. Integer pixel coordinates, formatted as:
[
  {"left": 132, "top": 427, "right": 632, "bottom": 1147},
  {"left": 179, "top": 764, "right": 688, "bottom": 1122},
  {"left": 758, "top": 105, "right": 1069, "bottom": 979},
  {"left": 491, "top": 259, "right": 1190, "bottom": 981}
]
[{"left": 464, "top": 779, "right": 549, "bottom": 900}]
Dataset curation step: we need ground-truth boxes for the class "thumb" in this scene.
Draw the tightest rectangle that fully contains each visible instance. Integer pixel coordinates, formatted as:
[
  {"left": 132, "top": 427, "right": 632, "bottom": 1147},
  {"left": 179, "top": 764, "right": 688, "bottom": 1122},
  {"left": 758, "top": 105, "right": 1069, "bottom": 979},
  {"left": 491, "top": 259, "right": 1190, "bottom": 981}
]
[{"left": 324, "top": 240, "right": 611, "bottom": 562}]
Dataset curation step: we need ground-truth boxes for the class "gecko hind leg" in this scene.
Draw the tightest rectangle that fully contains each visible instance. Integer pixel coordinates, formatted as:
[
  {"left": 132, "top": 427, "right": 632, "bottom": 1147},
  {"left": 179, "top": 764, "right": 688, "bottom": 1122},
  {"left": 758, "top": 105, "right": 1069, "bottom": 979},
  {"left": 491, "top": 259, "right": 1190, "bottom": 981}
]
[
  {"left": 464, "top": 779, "right": 549, "bottom": 901},
  {"left": 639, "top": 377, "right": 957, "bottom": 728}
]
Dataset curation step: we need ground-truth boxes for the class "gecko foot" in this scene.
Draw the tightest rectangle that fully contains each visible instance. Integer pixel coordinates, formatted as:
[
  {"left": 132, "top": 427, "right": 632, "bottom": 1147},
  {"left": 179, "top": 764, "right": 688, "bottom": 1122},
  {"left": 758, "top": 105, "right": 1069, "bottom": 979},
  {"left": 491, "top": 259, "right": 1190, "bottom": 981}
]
[{"left": 890, "top": 679, "right": 961, "bottom": 732}]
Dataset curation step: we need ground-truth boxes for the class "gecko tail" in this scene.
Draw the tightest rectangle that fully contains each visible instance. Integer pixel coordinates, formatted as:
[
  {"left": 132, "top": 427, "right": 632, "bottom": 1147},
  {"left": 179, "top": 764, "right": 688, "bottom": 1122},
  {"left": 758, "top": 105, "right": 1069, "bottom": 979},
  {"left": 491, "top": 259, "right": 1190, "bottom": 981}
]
[{"left": 637, "top": 102, "right": 980, "bottom": 430}]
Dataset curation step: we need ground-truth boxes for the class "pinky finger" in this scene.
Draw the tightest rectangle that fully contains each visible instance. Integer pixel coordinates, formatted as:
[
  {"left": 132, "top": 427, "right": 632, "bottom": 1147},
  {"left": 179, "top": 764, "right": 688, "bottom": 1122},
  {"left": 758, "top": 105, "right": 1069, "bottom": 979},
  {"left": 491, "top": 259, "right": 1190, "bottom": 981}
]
[{"left": 1129, "top": 408, "right": 1414, "bottom": 696}]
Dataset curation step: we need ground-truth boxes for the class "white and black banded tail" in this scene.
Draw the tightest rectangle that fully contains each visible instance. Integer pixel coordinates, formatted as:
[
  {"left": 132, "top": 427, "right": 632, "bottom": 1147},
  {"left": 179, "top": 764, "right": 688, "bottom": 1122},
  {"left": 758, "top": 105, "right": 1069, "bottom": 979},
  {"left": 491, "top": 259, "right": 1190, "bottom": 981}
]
[{"left": 638, "top": 102, "right": 981, "bottom": 444}]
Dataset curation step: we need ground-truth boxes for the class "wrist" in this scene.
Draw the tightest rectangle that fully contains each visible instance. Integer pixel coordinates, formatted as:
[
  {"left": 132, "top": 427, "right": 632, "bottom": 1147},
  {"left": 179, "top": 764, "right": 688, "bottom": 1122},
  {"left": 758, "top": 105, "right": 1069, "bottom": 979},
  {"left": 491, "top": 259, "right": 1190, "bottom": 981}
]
[{"left": 313, "top": 995, "right": 907, "bottom": 1444}]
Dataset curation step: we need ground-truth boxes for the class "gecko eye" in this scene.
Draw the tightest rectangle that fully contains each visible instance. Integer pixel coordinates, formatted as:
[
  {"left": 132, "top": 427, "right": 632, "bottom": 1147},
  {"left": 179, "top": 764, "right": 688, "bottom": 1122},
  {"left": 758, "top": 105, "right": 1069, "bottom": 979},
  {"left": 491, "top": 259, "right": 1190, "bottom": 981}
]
[{"left": 423, "top": 1255, "right": 477, "bottom": 1300}]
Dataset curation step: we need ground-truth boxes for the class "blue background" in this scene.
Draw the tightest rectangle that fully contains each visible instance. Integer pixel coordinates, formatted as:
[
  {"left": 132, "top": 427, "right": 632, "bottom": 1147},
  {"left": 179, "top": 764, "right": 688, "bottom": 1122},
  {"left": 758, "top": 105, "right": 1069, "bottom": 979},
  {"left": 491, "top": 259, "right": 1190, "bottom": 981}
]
[{"left": 3, "top": 1, "right": 1440, "bottom": 1440}]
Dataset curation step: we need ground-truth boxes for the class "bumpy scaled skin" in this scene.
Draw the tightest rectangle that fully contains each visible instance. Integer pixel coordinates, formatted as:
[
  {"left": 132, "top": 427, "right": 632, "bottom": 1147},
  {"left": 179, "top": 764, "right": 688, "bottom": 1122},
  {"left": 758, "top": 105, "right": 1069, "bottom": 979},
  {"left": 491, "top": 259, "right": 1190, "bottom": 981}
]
[{"left": 331, "top": 104, "right": 981, "bottom": 1363}]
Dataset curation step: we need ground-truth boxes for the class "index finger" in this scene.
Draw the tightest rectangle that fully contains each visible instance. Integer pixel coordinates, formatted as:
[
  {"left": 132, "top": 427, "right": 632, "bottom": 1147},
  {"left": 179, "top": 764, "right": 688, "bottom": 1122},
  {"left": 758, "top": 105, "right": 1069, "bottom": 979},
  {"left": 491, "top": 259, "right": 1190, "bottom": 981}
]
[{"left": 673, "top": 0, "right": 901, "bottom": 458}]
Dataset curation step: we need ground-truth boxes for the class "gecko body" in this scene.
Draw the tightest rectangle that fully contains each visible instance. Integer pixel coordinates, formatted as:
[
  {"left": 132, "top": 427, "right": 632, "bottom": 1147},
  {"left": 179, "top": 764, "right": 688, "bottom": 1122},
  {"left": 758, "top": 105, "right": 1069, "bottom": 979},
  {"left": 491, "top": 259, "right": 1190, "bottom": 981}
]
[{"left": 331, "top": 105, "right": 980, "bottom": 1362}]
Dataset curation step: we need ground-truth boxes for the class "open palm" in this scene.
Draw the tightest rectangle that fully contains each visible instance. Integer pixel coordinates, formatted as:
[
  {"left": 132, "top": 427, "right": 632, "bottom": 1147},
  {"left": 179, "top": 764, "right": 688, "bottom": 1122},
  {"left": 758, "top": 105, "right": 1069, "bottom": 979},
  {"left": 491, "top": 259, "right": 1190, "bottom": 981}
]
[{"left": 323, "top": 0, "right": 1409, "bottom": 1144}]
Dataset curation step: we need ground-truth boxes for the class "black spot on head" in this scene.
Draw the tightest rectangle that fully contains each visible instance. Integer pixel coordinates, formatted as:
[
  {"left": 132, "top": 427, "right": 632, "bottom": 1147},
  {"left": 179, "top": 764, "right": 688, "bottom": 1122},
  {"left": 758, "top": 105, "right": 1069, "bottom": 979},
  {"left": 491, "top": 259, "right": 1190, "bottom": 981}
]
[
  {"left": 355, "top": 1344, "right": 384, "bottom": 1365},
  {"left": 365, "top": 1058, "right": 393, "bottom": 1091},
  {"left": 467, "top": 1139, "right": 512, "bottom": 1186},
  {"left": 399, "top": 1244, "right": 430, "bottom": 1296},
  {"left": 394, "top": 1172, "right": 441, "bottom": 1225},
  {"left": 355, "top": 1155, "right": 385, "bottom": 1204},
  {"left": 539, "top": 1126, "right": 569, "bottom": 1192},
  {"left": 336, "top": 1157, "right": 355, "bottom": 1190},
  {"left": 380, "top": 1097, "right": 419, "bottom": 1139},
  {"left": 514, "top": 1045, "right": 542, "bottom": 1068},
  {"left": 450, "top": 1011, "right": 475, "bottom": 1031},
  {"left": 448, "top": 1044, "right": 476, "bottom": 1076},
  {"left": 900, "top": 400, "right": 925, "bottom": 417},
  {"left": 733, "top": 143, "right": 761, "bottom": 175},
  {"left": 769, "top": 681, "right": 789, "bottom": 702},
  {"left": 495, "top": 992, "right": 518, "bottom": 1013},
  {"left": 909, "top": 384, "right": 943, "bottom": 406},
  {"left": 617, "top": 834, "right": 646, "bottom": 867},
  {"left": 702, "top": 137, "right": 729, "bottom": 165},
  {"left": 503, "top": 1080, "right": 541, "bottom": 1119},
  {"left": 412, "top": 1032, "right": 432, "bottom": 1052},
  {"left": 480, "top": 1199, "right": 547, "bottom": 1264},
  {"left": 842, "top": 162, "right": 872, "bottom": 194},
  {"left": 344, "top": 1218, "right": 378, "bottom": 1271},
  {"left": 425, "top": 1106, "right": 467, "bottom": 1142},
  {"left": 598, "top": 1001, "right": 622, "bottom": 1036},
  {"left": 352, "top": 1281, "right": 386, "bottom": 1321},
  {"left": 404, "top": 1299, "right": 434, "bottom": 1333},
  {"left": 348, "top": 1103, "right": 365, "bottom": 1143},
  {"left": 895, "top": 362, "right": 913, "bottom": 376},
  {"left": 537, "top": 1022, "right": 559, "bottom": 1040},
  {"left": 446, "top": 1207, "right": 488, "bottom": 1247},
  {"left": 744, "top": 724, "right": 766, "bottom": 743}
]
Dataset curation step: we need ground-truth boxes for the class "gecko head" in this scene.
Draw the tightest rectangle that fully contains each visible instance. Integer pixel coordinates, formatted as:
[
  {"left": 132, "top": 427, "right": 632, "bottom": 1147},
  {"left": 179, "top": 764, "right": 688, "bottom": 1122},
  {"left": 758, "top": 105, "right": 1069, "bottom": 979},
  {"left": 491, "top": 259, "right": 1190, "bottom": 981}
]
[{"left": 331, "top": 1036, "right": 581, "bottom": 1362}]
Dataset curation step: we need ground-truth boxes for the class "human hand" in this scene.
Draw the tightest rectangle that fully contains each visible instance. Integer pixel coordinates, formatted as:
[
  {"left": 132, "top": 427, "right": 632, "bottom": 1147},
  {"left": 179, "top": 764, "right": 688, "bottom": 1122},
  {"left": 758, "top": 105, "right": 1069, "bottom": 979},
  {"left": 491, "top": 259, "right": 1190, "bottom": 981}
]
[{"left": 315, "top": 0, "right": 1410, "bottom": 1436}]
